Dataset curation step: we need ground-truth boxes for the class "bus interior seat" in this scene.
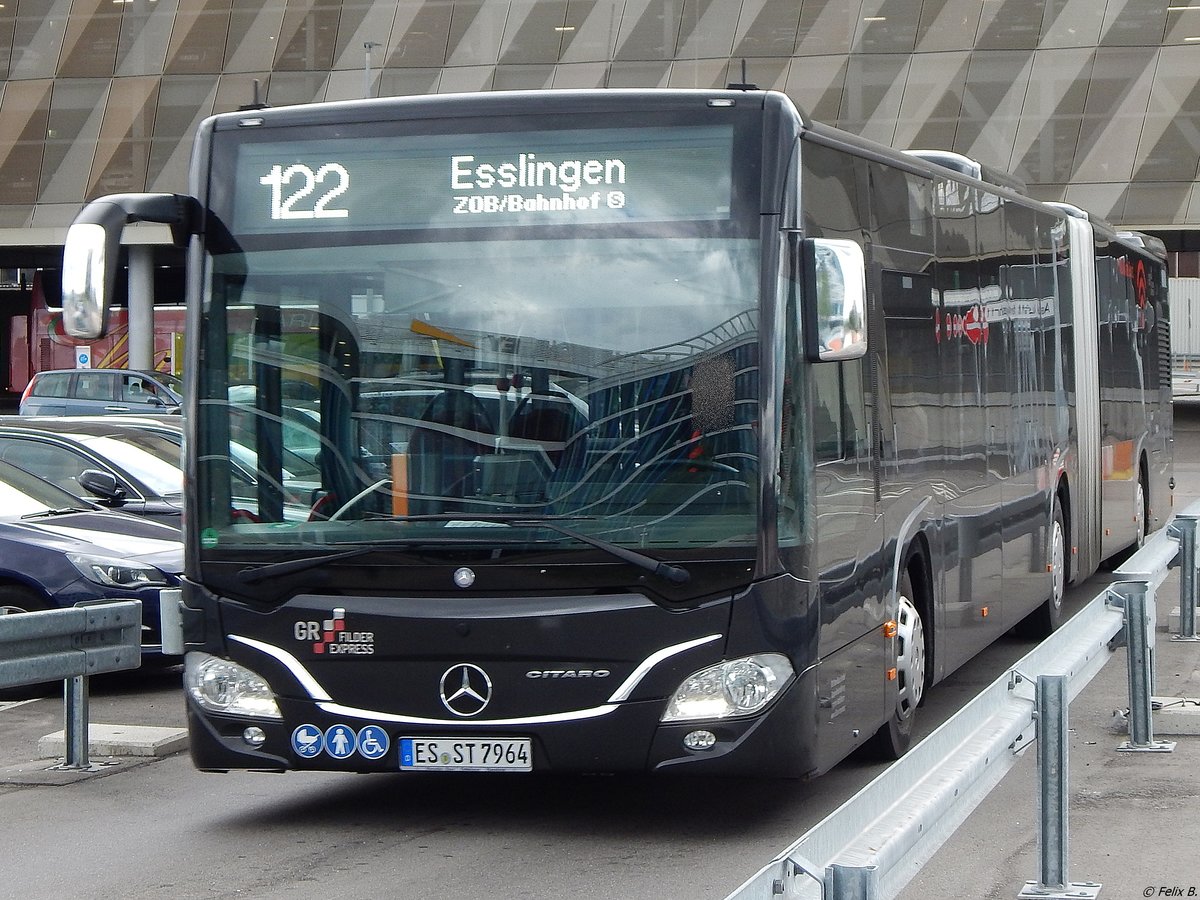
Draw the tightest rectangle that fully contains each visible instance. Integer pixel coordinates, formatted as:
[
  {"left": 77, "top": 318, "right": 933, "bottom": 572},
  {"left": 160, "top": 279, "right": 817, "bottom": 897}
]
[
  {"left": 405, "top": 390, "right": 495, "bottom": 510},
  {"left": 508, "top": 399, "right": 580, "bottom": 464}
]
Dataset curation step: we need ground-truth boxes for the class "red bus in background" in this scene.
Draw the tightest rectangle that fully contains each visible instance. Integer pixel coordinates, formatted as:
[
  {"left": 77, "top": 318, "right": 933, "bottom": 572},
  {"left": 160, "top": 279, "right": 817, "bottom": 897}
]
[{"left": 7, "top": 274, "right": 183, "bottom": 393}]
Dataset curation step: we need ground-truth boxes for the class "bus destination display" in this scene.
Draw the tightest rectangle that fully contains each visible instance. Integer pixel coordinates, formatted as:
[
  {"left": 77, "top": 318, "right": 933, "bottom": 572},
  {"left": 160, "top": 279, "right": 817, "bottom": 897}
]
[{"left": 233, "top": 125, "right": 734, "bottom": 235}]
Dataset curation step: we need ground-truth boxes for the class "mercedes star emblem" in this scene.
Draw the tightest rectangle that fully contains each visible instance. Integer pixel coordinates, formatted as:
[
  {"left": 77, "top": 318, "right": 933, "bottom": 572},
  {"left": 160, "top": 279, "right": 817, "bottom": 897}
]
[
  {"left": 439, "top": 663, "right": 493, "bottom": 717},
  {"left": 453, "top": 567, "right": 476, "bottom": 588}
]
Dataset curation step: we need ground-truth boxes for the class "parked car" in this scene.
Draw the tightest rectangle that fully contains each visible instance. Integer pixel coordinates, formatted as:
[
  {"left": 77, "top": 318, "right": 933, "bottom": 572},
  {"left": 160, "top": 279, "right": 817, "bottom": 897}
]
[
  {"left": 0, "top": 458, "right": 182, "bottom": 656},
  {"left": 0, "top": 415, "right": 314, "bottom": 521},
  {"left": 18, "top": 368, "right": 183, "bottom": 416},
  {"left": 0, "top": 416, "right": 199, "bottom": 523},
  {"left": 227, "top": 384, "right": 323, "bottom": 465}
]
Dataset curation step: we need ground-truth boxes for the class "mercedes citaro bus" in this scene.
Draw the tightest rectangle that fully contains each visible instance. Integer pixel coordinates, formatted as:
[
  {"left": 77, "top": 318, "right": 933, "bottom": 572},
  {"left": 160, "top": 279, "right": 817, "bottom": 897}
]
[{"left": 60, "top": 88, "right": 1170, "bottom": 778}]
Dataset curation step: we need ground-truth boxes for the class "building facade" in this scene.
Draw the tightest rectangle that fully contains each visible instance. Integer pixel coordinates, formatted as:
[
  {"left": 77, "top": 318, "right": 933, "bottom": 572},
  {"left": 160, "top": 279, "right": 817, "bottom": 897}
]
[{"left": 0, "top": 0, "right": 1198, "bottom": 393}]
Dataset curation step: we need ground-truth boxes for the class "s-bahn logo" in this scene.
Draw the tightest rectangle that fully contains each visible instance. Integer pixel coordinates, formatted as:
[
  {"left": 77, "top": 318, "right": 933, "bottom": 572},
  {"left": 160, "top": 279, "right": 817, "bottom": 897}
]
[{"left": 294, "top": 608, "right": 375, "bottom": 655}]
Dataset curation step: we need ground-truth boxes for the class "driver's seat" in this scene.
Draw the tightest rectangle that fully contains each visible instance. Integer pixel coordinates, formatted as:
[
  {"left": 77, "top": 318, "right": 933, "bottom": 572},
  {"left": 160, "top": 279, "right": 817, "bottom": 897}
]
[{"left": 406, "top": 390, "right": 495, "bottom": 512}]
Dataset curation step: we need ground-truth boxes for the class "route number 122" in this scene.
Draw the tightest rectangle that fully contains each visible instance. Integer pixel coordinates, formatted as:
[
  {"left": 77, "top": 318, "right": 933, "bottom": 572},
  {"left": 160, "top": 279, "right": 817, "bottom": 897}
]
[{"left": 260, "top": 163, "right": 350, "bottom": 220}]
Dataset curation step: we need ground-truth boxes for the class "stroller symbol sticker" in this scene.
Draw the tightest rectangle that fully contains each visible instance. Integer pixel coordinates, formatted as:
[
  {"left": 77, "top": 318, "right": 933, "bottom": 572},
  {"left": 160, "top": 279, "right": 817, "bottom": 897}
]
[{"left": 291, "top": 724, "right": 324, "bottom": 758}]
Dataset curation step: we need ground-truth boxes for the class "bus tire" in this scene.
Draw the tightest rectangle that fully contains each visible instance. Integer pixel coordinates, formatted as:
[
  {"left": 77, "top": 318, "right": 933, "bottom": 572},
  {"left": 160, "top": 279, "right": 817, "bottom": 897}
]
[
  {"left": 864, "top": 568, "right": 925, "bottom": 760},
  {"left": 1134, "top": 470, "right": 1148, "bottom": 551},
  {"left": 1018, "top": 503, "right": 1067, "bottom": 638}
]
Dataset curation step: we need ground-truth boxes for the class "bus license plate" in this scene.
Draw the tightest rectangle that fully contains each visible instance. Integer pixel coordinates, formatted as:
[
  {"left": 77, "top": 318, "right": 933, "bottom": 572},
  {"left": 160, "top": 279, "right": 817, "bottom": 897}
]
[{"left": 400, "top": 737, "right": 532, "bottom": 772}]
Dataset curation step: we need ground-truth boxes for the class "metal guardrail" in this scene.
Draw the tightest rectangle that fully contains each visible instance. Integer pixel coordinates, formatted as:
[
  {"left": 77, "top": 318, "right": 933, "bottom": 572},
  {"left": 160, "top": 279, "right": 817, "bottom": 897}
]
[
  {"left": 0, "top": 599, "right": 142, "bottom": 770},
  {"left": 726, "top": 502, "right": 1200, "bottom": 900}
]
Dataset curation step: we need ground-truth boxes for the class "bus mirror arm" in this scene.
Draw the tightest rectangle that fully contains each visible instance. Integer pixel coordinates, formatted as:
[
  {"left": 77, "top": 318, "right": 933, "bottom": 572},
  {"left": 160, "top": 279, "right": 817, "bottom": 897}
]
[{"left": 62, "top": 192, "right": 200, "bottom": 340}]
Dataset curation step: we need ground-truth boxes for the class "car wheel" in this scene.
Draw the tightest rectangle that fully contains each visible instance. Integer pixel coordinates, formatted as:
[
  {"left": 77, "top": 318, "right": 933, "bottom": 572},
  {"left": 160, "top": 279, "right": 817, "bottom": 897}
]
[
  {"left": 0, "top": 583, "right": 49, "bottom": 615},
  {"left": 0, "top": 584, "right": 53, "bottom": 699}
]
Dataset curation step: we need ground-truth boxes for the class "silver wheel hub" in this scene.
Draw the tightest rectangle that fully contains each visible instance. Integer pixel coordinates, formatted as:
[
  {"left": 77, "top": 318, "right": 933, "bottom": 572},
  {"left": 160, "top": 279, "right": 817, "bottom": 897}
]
[
  {"left": 1134, "top": 483, "right": 1146, "bottom": 548},
  {"left": 895, "top": 595, "right": 925, "bottom": 719},
  {"left": 1051, "top": 518, "right": 1065, "bottom": 611}
]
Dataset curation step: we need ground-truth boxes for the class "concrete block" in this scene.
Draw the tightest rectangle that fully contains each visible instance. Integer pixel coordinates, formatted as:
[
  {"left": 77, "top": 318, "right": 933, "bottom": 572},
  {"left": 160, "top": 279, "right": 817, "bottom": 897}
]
[
  {"left": 1167, "top": 605, "right": 1200, "bottom": 634},
  {"left": 1152, "top": 697, "right": 1200, "bottom": 735},
  {"left": 38, "top": 724, "right": 188, "bottom": 759}
]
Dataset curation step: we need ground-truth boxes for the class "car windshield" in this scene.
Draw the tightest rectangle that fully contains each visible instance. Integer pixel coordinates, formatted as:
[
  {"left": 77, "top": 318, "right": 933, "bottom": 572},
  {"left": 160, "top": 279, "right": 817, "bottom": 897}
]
[
  {"left": 0, "top": 460, "right": 93, "bottom": 519},
  {"left": 156, "top": 372, "right": 184, "bottom": 396},
  {"left": 78, "top": 434, "right": 184, "bottom": 496}
]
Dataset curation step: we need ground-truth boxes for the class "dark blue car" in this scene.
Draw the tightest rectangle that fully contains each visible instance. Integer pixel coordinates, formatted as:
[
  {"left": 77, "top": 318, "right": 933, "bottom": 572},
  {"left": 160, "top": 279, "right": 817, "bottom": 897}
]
[{"left": 0, "top": 458, "right": 183, "bottom": 655}]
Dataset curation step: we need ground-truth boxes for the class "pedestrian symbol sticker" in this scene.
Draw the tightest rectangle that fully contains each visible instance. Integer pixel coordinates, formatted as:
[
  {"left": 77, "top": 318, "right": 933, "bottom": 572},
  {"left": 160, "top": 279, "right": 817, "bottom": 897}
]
[
  {"left": 357, "top": 725, "right": 390, "bottom": 760},
  {"left": 291, "top": 724, "right": 324, "bottom": 759},
  {"left": 325, "top": 724, "right": 356, "bottom": 759}
]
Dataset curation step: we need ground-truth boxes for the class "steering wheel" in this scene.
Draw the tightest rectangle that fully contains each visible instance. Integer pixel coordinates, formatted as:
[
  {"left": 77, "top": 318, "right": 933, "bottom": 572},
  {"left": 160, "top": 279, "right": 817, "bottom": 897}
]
[
  {"left": 326, "top": 479, "right": 392, "bottom": 521},
  {"left": 633, "top": 459, "right": 740, "bottom": 478}
]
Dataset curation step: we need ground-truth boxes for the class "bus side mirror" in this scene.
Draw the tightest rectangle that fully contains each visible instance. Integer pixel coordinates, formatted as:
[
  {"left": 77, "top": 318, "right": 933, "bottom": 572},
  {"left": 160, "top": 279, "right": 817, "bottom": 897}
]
[
  {"left": 801, "top": 237, "right": 868, "bottom": 363},
  {"left": 62, "top": 193, "right": 199, "bottom": 340}
]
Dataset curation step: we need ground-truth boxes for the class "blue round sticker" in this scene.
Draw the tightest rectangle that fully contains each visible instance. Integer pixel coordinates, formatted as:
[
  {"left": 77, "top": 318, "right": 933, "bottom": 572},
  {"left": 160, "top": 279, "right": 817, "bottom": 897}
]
[
  {"left": 324, "top": 724, "right": 357, "bottom": 760},
  {"left": 291, "top": 724, "right": 324, "bottom": 758},
  {"left": 356, "top": 725, "right": 390, "bottom": 760}
]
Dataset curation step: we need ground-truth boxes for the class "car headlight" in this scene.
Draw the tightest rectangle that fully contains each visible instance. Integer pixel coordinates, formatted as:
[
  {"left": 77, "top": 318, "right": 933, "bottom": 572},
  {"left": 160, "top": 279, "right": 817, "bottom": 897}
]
[
  {"left": 67, "top": 552, "right": 171, "bottom": 588},
  {"left": 661, "top": 653, "right": 793, "bottom": 722},
  {"left": 184, "top": 652, "right": 282, "bottom": 720}
]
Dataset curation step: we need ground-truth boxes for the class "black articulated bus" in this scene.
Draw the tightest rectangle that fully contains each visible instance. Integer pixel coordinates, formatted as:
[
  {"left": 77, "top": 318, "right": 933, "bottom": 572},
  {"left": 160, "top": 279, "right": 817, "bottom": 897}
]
[{"left": 60, "top": 89, "right": 1171, "bottom": 778}]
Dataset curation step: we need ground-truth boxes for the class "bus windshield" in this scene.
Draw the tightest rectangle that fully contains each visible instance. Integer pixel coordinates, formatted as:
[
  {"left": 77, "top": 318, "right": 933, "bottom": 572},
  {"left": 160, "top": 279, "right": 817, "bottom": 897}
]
[{"left": 195, "top": 116, "right": 762, "bottom": 562}]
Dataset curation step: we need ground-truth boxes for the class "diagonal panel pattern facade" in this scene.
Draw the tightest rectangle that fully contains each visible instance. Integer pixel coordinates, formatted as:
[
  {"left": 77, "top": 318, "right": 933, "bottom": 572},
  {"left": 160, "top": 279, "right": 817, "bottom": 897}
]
[{"left": 0, "top": 0, "right": 1196, "bottom": 233}]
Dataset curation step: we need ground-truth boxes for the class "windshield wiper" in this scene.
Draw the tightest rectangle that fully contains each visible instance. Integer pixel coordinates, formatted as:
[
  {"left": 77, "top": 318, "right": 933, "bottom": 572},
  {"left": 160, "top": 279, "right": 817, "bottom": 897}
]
[
  {"left": 21, "top": 507, "right": 93, "bottom": 519},
  {"left": 238, "top": 546, "right": 377, "bottom": 583},
  {"left": 234, "top": 516, "right": 691, "bottom": 586},
  {"left": 234, "top": 535, "right": 504, "bottom": 583},
  {"left": 392, "top": 513, "right": 691, "bottom": 585}
]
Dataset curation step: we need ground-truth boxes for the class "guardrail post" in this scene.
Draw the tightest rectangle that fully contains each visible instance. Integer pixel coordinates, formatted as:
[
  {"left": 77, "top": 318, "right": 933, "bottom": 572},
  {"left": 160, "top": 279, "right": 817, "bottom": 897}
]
[
  {"left": 1115, "top": 582, "right": 1176, "bottom": 754},
  {"left": 1036, "top": 675, "right": 1068, "bottom": 892},
  {"left": 1169, "top": 515, "right": 1200, "bottom": 641},
  {"left": 825, "top": 863, "right": 877, "bottom": 900},
  {"left": 57, "top": 674, "right": 94, "bottom": 771},
  {"left": 1018, "top": 675, "right": 1100, "bottom": 899}
]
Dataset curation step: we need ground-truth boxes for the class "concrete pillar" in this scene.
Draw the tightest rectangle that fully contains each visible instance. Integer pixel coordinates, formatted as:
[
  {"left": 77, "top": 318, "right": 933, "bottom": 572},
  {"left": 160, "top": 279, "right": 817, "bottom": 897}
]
[{"left": 127, "top": 245, "right": 154, "bottom": 370}]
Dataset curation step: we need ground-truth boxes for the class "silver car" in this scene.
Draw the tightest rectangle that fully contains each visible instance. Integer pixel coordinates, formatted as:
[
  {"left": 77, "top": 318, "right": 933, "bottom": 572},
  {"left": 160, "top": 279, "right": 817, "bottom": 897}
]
[{"left": 18, "top": 369, "right": 183, "bottom": 416}]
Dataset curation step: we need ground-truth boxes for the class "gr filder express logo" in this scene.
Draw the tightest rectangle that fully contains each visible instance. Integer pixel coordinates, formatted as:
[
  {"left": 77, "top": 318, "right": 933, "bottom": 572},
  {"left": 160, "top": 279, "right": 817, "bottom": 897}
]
[{"left": 294, "top": 609, "right": 375, "bottom": 655}]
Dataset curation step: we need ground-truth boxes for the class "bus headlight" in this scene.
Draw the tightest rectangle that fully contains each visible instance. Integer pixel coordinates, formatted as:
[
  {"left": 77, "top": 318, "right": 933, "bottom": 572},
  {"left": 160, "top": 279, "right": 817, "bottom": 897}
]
[
  {"left": 184, "top": 652, "right": 282, "bottom": 720},
  {"left": 661, "top": 654, "right": 793, "bottom": 722}
]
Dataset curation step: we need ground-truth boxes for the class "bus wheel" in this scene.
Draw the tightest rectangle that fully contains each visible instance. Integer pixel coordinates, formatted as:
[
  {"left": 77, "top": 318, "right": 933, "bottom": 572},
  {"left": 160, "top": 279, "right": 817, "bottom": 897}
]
[
  {"left": 1134, "top": 474, "right": 1148, "bottom": 550},
  {"left": 1018, "top": 503, "right": 1066, "bottom": 638},
  {"left": 865, "top": 570, "right": 925, "bottom": 760}
]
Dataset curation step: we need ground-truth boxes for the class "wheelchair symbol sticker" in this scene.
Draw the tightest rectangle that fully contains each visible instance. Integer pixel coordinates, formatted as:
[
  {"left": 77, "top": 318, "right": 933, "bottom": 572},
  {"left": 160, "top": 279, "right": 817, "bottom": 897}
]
[{"left": 357, "top": 725, "right": 390, "bottom": 760}]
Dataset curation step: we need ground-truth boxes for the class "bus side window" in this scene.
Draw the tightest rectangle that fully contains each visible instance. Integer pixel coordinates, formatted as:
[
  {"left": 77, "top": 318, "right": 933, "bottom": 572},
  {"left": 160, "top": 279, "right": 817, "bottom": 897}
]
[{"left": 813, "top": 360, "right": 867, "bottom": 463}]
